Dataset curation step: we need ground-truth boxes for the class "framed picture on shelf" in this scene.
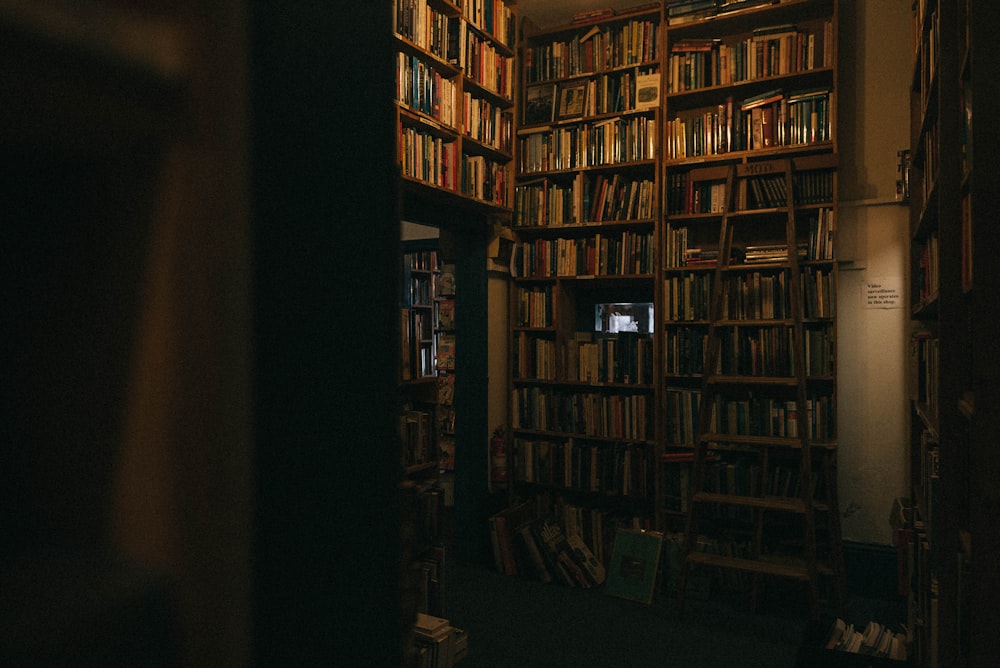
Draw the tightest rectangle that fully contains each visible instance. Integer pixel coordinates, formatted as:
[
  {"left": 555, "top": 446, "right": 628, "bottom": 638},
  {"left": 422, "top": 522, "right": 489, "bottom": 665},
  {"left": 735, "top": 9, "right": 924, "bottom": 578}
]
[
  {"left": 603, "top": 528, "right": 663, "bottom": 604},
  {"left": 523, "top": 83, "right": 556, "bottom": 124},
  {"left": 557, "top": 81, "right": 587, "bottom": 120}
]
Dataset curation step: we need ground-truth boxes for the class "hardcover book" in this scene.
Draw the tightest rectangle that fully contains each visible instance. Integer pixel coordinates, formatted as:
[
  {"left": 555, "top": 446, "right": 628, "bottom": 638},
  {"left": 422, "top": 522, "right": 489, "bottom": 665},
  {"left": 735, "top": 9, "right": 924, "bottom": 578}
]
[{"left": 604, "top": 528, "right": 663, "bottom": 604}]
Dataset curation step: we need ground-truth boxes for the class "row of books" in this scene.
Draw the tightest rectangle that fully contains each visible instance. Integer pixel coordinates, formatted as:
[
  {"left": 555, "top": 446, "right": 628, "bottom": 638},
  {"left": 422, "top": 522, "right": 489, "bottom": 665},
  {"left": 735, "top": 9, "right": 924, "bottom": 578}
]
[
  {"left": 511, "top": 230, "right": 655, "bottom": 278},
  {"left": 801, "top": 266, "right": 835, "bottom": 319},
  {"left": 663, "top": 388, "right": 835, "bottom": 444},
  {"left": 522, "top": 18, "right": 660, "bottom": 84},
  {"left": 663, "top": 270, "right": 714, "bottom": 319},
  {"left": 824, "top": 618, "right": 907, "bottom": 661},
  {"left": 666, "top": 0, "right": 781, "bottom": 26},
  {"left": 512, "top": 437, "right": 656, "bottom": 499},
  {"left": 717, "top": 324, "right": 796, "bottom": 376},
  {"left": 462, "top": 92, "right": 513, "bottom": 153},
  {"left": 513, "top": 173, "right": 656, "bottom": 227},
  {"left": 400, "top": 308, "right": 436, "bottom": 381},
  {"left": 489, "top": 504, "right": 620, "bottom": 590},
  {"left": 738, "top": 172, "right": 789, "bottom": 209},
  {"left": 396, "top": 54, "right": 459, "bottom": 128},
  {"left": 514, "top": 285, "right": 552, "bottom": 328},
  {"left": 412, "top": 612, "right": 467, "bottom": 668},
  {"left": 666, "top": 167, "right": 834, "bottom": 215},
  {"left": 405, "top": 249, "right": 439, "bottom": 272},
  {"left": 401, "top": 408, "right": 435, "bottom": 468},
  {"left": 399, "top": 126, "right": 512, "bottom": 204},
  {"left": 667, "top": 20, "right": 834, "bottom": 92},
  {"left": 518, "top": 115, "right": 658, "bottom": 174},
  {"left": 665, "top": 321, "right": 832, "bottom": 376},
  {"left": 459, "top": 0, "right": 516, "bottom": 48},
  {"left": 721, "top": 271, "right": 793, "bottom": 319},
  {"left": 460, "top": 153, "right": 508, "bottom": 206},
  {"left": 663, "top": 268, "right": 833, "bottom": 322},
  {"left": 665, "top": 88, "right": 831, "bottom": 159},
  {"left": 511, "top": 386, "right": 653, "bottom": 441},
  {"left": 665, "top": 223, "right": 832, "bottom": 275},
  {"left": 406, "top": 275, "right": 434, "bottom": 308},
  {"left": 394, "top": 0, "right": 458, "bottom": 64},
  {"left": 911, "top": 331, "right": 939, "bottom": 419},
  {"left": 460, "top": 28, "right": 515, "bottom": 98},
  {"left": 915, "top": 230, "right": 939, "bottom": 306},
  {"left": 500, "top": 492, "right": 656, "bottom": 575},
  {"left": 665, "top": 327, "right": 708, "bottom": 375},
  {"left": 512, "top": 330, "right": 655, "bottom": 385},
  {"left": 671, "top": 455, "right": 822, "bottom": 504},
  {"left": 399, "top": 126, "right": 458, "bottom": 190}
]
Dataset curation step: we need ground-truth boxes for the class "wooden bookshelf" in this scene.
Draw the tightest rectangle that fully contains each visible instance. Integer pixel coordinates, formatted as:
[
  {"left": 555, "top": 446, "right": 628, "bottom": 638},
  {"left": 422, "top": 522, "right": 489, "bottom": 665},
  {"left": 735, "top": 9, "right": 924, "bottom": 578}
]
[
  {"left": 661, "top": 0, "right": 845, "bottom": 620},
  {"left": 394, "top": 0, "right": 517, "bottom": 213},
  {"left": 907, "top": 1, "right": 1000, "bottom": 665},
  {"left": 395, "top": 4, "right": 519, "bottom": 659},
  {"left": 508, "top": 4, "right": 663, "bottom": 569}
]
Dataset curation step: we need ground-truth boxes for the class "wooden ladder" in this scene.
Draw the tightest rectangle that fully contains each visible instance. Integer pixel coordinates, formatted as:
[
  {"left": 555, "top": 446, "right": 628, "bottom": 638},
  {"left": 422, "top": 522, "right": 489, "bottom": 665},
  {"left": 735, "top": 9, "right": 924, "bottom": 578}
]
[{"left": 675, "top": 156, "right": 846, "bottom": 620}]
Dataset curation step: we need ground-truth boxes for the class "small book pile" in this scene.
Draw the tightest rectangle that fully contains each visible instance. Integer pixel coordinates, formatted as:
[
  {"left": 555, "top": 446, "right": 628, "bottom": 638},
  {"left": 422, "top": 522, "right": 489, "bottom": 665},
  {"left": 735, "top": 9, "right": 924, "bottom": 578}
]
[
  {"left": 824, "top": 617, "right": 907, "bottom": 662},
  {"left": 488, "top": 505, "right": 606, "bottom": 588},
  {"left": 413, "top": 613, "right": 467, "bottom": 668}
]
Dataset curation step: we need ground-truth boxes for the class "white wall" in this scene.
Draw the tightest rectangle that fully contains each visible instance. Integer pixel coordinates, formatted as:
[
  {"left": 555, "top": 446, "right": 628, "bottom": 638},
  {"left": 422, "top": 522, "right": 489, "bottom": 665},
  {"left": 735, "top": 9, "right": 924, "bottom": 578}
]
[{"left": 834, "top": 0, "right": 913, "bottom": 544}]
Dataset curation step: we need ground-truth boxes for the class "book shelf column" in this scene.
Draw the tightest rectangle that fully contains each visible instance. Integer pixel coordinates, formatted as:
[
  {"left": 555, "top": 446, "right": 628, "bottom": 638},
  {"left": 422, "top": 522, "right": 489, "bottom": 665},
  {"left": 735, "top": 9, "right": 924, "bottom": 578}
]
[
  {"left": 660, "top": 0, "right": 843, "bottom": 617},
  {"left": 394, "top": 0, "right": 520, "bottom": 644},
  {"left": 906, "top": 0, "right": 959, "bottom": 664},
  {"left": 509, "top": 5, "right": 664, "bottom": 572},
  {"left": 962, "top": 1, "right": 1000, "bottom": 665},
  {"left": 908, "top": 0, "right": 1000, "bottom": 665},
  {"left": 394, "top": 0, "right": 517, "bottom": 212}
]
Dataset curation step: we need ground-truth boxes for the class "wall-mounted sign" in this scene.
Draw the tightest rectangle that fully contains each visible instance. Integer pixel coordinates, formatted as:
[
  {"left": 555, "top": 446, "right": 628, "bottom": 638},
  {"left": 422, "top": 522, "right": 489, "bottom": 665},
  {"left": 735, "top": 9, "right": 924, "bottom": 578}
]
[{"left": 864, "top": 276, "right": 903, "bottom": 309}]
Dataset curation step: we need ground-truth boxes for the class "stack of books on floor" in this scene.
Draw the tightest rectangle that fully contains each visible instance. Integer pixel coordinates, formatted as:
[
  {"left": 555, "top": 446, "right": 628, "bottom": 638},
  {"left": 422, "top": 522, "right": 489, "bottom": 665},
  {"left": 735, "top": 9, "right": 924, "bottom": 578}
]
[
  {"left": 413, "top": 613, "right": 468, "bottom": 668},
  {"left": 823, "top": 618, "right": 907, "bottom": 661},
  {"left": 794, "top": 615, "right": 907, "bottom": 667}
]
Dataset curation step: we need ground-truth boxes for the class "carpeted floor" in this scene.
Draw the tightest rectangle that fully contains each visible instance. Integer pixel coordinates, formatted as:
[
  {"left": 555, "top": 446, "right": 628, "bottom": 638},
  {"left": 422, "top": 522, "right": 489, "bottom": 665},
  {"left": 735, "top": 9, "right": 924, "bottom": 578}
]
[{"left": 442, "top": 558, "right": 907, "bottom": 667}]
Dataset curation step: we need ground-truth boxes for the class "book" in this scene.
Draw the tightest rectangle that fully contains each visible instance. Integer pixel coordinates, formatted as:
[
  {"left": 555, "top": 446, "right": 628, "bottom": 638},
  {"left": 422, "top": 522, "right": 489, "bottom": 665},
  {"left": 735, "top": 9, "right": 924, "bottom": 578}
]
[
  {"left": 436, "top": 333, "right": 455, "bottom": 370},
  {"left": 414, "top": 612, "right": 450, "bottom": 636},
  {"left": 534, "top": 516, "right": 593, "bottom": 587},
  {"left": 436, "top": 298, "right": 455, "bottom": 330},
  {"left": 634, "top": 73, "right": 660, "bottom": 111},
  {"left": 741, "top": 88, "right": 783, "bottom": 111},
  {"left": 489, "top": 502, "right": 535, "bottom": 576},
  {"left": 413, "top": 616, "right": 454, "bottom": 668},
  {"left": 401, "top": 308, "right": 413, "bottom": 380},
  {"left": 566, "top": 532, "right": 607, "bottom": 584},
  {"left": 604, "top": 528, "right": 663, "bottom": 604},
  {"left": 516, "top": 519, "right": 553, "bottom": 584},
  {"left": 436, "top": 372, "right": 454, "bottom": 405}
]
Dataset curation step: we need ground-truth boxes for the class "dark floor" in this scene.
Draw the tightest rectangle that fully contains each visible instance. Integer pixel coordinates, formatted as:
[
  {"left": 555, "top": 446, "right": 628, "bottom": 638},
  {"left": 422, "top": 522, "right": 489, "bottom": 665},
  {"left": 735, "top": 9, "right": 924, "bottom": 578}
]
[{"left": 443, "top": 558, "right": 907, "bottom": 668}]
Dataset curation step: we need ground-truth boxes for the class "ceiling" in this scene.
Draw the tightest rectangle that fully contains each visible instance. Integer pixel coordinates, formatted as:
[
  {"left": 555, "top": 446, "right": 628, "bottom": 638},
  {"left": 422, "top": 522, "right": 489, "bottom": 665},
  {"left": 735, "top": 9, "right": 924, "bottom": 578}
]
[{"left": 517, "top": 0, "right": 652, "bottom": 30}]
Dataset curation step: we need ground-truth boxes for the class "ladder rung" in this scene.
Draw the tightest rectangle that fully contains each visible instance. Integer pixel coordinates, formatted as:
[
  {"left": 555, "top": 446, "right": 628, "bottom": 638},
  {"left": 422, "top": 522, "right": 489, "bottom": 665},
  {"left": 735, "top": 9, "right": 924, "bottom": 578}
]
[
  {"left": 699, "top": 433, "right": 804, "bottom": 448},
  {"left": 685, "top": 551, "right": 812, "bottom": 580},
  {"left": 704, "top": 375, "right": 799, "bottom": 386},
  {"left": 692, "top": 492, "right": 806, "bottom": 513}
]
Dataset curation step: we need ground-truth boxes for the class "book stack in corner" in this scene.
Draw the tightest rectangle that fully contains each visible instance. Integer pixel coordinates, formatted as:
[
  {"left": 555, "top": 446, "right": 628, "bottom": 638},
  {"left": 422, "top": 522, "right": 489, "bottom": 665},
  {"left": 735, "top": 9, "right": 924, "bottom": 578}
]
[
  {"left": 823, "top": 617, "right": 907, "bottom": 663},
  {"left": 413, "top": 613, "right": 467, "bottom": 667}
]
